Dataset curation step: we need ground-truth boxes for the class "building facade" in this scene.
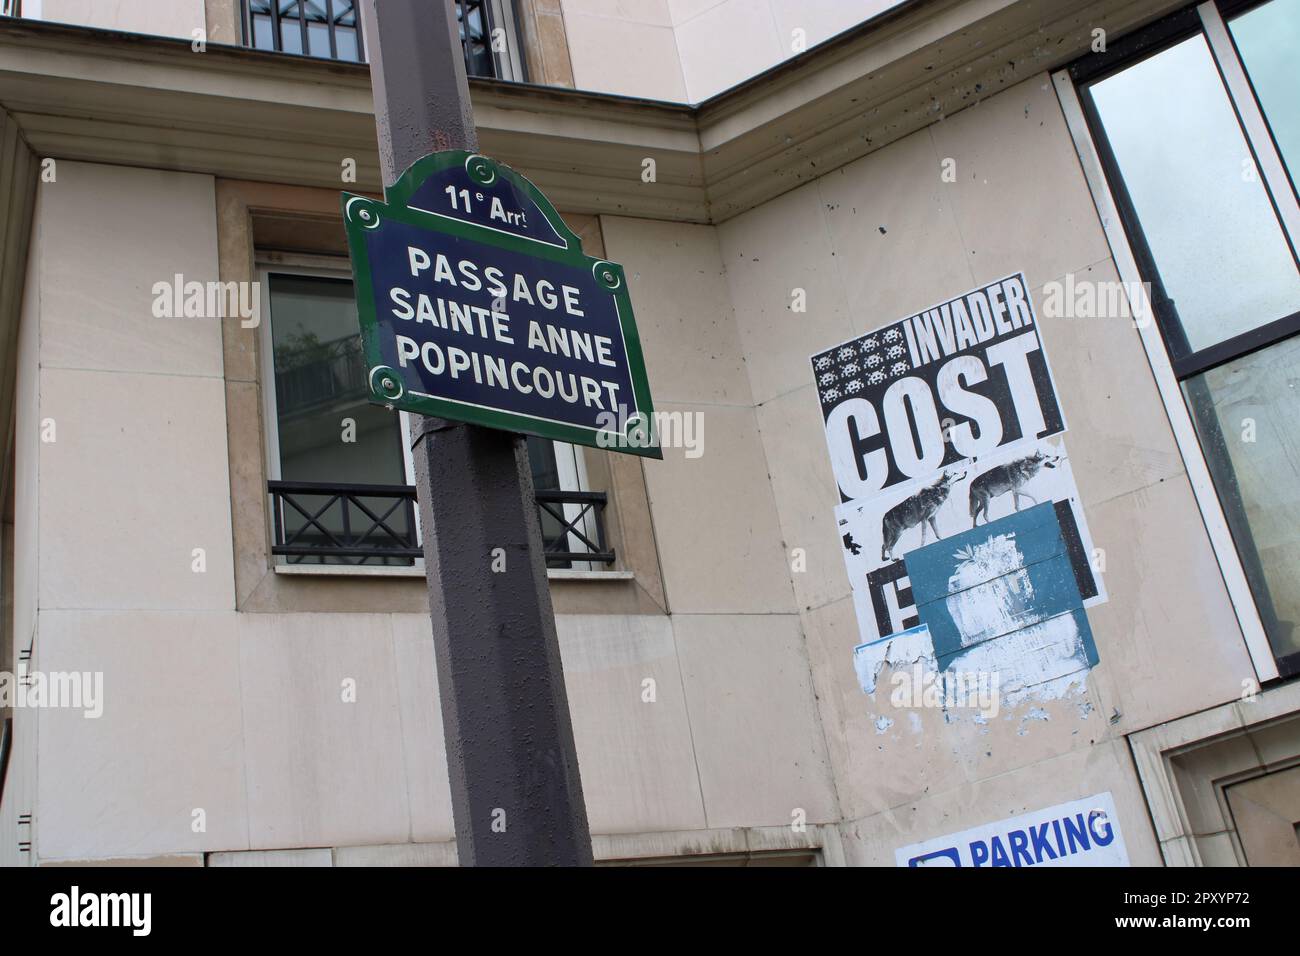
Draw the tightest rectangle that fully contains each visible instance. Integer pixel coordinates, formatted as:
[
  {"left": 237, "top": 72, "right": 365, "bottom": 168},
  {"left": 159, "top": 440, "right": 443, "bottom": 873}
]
[{"left": 0, "top": 0, "right": 1297, "bottom": 866}]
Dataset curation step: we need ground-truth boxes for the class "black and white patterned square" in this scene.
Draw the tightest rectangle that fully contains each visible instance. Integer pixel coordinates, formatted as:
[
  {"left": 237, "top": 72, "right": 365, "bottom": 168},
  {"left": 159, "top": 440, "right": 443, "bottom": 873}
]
[{"left": 812, "top": 321, "right": 911, "bottom": 414}]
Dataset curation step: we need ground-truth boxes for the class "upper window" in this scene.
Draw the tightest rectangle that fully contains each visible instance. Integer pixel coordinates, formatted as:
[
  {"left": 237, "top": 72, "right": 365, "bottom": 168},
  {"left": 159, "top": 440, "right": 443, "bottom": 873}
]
[
  {"left": 1073, "top": 0, "right": 1300, "bottom": 676},
  {"left": 242, "top": 0, "right": 527, "bottom": 80},
  {"left": 246, "top": 0, "right": 364, "bottom": 61}
]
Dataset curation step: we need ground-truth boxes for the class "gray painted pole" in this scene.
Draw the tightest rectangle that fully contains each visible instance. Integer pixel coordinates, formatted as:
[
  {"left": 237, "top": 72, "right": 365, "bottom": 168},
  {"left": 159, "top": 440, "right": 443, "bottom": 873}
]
[{"left": 359, "top": 0, "right": 593, "bottom": 867}]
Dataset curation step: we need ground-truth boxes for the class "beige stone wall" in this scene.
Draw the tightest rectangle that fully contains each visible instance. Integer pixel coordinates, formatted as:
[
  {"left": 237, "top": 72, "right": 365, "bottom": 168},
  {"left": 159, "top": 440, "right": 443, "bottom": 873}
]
[
  {"left": 204, "top": 0, "right": 240, "bottom": 46},
  {"left": 0, "top": 181, "right": 41, "bottom": 868},
  {"left": 21, "top": 161, "right": 238, "bottom": 861},
  {"left": 670, "top": 0, "right": 901, "bottom": 101},
  {"left": 36, "top": 0, "right": 207, "bottom": 39},
  {"left": 560, "top": 0, "right": 687, "bottom": 100},
  {"left": 559, "top": 0, "right": 905, "bottom": 102},
  {"left": 517, "top": 0, "right": 576, "bottom": 87}
]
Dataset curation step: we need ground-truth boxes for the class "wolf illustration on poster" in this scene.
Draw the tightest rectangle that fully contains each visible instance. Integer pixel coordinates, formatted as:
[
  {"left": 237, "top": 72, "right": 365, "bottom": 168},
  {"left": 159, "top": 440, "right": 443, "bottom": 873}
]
[
  {"left": 880, "top": 470, "right": 966, "bottom": 560},
  {"left": 968, "top": 451, "right": 1061, "bottom": 526}
]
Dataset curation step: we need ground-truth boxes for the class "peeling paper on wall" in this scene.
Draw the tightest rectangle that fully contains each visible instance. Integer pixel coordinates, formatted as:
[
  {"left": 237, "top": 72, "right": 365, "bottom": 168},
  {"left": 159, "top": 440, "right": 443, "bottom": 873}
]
[
  {"left": 853, "top": 624, "right": 936, "bottom": 696},
  {"left": 947, "top": 612, "right": 1093, "bottom": 708}
]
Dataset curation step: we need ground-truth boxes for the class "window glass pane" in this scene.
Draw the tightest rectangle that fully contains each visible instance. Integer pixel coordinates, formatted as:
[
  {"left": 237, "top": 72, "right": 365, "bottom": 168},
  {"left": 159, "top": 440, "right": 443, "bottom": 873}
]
[
  {"left": 278, "top": 1, "right": 303, "bottom": 54},
  {"left": 279, "top": 26, "right": 303, "bottom": 55},
  {"left": 334, "top": 26, "right": 359, "bottom": 62},
  {"left": 1183, "top": 335, "right": 1300, "bottom": 661},
  {"left": 252, "top": 13, "right": 274, "bottom": 50},
  {"left": 306, "top": 20, "right": 330, "bottom": 57},
  {"left": 1230, "top": 0, "right": 1300, "bottom": 197},
  {"left": 458, "top": 1, "right": 496, "bottom": 77},
  {"left": 269, "top": 274, "right": 411, "bottom": 565},
  {"left": 527, "top": 437, "right": 578, "bottom": 568},
  {"left": 1090, "top": 35, "right": 1300, "bottom": 355},
  {"left": 334, "top": 1, "right": 357, "bottom": 26},
  {"left": 526, "top": 436, "right": 561, "bottom": 491}
]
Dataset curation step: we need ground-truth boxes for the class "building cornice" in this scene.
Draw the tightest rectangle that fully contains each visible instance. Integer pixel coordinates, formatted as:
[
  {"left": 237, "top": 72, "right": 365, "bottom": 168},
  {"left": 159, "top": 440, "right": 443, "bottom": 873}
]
[{"left": 0, "top": 0, "right": 1184, "bottom": 224}]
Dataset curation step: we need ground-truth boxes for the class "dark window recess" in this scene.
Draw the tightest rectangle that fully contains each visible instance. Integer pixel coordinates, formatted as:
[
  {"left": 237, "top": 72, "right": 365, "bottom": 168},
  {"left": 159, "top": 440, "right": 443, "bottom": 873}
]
[{"left": 242, "top": 0, "right": 509, "bottom": 77}]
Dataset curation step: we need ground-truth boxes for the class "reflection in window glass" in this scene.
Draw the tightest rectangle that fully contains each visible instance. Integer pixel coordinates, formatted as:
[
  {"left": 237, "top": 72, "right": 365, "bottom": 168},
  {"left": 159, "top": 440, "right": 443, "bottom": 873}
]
[
  {"left": 307, "top": 22, "right": 330, "bottom": 58},
  {"left": 1090, "top": 35, "right": 1300, "bottom": 355},
  {"left": 252, "top": 13, "right": 273, "bottom": 50},
  {"left": 1230, "top": 0, "right": 1300, "bottom": 198},
  {"left": 279, "top": 23, "right": 303, "bottom": 54},
  {"left": 335, "top": 26, "right": 359, "bottom": 62},
  {"left": 1183, "top": 335, "right": 1300, "bottom": 660},
  {"left": 268, "top": 274, "right": 411, "bottom": 565},
  {"left": 458, "top": 1, "right": 496, "bottom": 79},
  {"left": 526, "top": 436, "right": 560, "bottom": 492}
]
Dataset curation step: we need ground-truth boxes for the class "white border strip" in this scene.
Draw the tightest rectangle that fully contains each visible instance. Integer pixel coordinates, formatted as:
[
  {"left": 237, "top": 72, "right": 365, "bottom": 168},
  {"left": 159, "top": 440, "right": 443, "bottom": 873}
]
[{"left": 1052, "top": 69, "right": 1279, "bottom": 682}]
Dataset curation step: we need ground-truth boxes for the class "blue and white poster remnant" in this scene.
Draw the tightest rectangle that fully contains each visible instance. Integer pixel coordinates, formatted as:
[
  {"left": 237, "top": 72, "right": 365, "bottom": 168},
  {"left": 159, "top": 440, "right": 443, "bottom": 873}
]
[
  {"left": 812, "top": 274, "right": 1106, "bottom": 704},
  {"left": 896, "top": 792, "right": 1130, "bottom": 867}
]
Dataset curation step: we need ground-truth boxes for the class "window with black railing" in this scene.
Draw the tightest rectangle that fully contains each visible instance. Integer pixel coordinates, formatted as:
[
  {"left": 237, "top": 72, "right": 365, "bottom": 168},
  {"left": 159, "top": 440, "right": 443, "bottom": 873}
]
[
  {"left": 261, "top": 270, "right": 608, "bottom": 569},
  {"left": 241, "top": 0, "right": 526, "bottom": 80}
]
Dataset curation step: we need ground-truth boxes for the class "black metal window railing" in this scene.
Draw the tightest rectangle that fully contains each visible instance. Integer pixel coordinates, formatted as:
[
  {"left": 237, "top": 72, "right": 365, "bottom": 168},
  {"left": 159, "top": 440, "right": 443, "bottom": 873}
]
[
  {"left": 241, "top": 0, "right": 509, "bottom": 78},
  {"left": 535, "top": 490, "right": 615, "bottom": 565},
  {"left": 269, "top": 481, "right": 614, "bottom": 568},
  {"left": 270, "top": 480, "right": 419, "bottom": 563}
]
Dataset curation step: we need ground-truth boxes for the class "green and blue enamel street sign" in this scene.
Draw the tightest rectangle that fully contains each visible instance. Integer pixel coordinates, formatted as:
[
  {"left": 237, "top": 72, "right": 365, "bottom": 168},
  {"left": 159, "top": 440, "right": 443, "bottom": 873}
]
[{"left": 343, "top": 150, "right": 661, "bottom": 458}]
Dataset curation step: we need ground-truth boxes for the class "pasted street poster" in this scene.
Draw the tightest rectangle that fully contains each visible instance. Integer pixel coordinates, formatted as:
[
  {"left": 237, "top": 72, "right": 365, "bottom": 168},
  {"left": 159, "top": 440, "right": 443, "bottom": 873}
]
[{"left": 812, "top": 273, "right": 1106, "bottom": 701}]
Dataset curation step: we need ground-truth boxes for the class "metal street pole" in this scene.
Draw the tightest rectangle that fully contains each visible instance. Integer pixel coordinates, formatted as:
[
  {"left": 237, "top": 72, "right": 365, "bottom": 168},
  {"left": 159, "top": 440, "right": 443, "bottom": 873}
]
[{"left": 358, "top": 0, "right": 593, "bottom": 867}]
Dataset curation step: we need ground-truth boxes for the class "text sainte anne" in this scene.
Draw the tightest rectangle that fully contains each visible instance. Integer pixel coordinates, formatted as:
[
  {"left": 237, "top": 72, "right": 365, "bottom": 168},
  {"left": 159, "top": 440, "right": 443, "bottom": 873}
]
[{"left": 388, "top": 245, "right": 623, "bottom": 410}]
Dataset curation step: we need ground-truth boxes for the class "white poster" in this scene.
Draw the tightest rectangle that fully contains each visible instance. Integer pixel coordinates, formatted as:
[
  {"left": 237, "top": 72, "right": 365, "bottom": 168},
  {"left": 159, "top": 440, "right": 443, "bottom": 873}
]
[
  {"left": 896, "top": 792, "right": 1130, "bottom": 867},
  {"left": 811, "top": 273, "right": 1106, "bottom": 648}
]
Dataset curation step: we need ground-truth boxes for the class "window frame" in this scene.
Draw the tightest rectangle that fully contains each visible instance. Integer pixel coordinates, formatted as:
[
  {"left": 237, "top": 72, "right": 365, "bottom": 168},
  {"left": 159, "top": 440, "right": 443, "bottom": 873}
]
[
  {"left": 1058, "top": 0, "right": 1300, "bottom": 680},
  {"left": 1069, "top": 0, "right": 1300, "bottom": 382},
  {"left": 257, "top": 258, "right": 422, "bottom": 570},
  {"left": 257, "top": 259, "right": 417, "bottom": 482}
]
